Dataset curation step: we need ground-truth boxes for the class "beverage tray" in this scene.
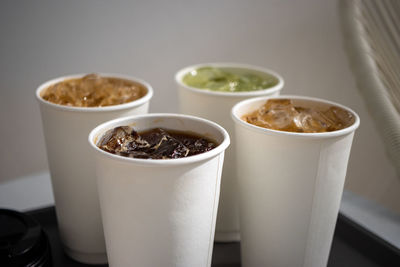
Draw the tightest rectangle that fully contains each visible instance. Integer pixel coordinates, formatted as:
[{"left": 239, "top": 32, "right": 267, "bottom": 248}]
[{"left": 26, "top": 206, "right": 399, "bottom": 267}]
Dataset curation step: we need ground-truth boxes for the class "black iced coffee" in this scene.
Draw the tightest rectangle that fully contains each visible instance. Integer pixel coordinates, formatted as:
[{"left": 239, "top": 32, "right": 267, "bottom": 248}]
[{"left": 98, "top": 126, "right": 217, "bottom": 159}]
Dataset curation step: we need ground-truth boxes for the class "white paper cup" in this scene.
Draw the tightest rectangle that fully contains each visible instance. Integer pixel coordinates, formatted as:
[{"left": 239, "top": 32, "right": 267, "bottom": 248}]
[
  {"left": 36, "top": 73, "right": 153, "bottom": 264},
  {"left": 232, "top": 95, "right": 360, "bottom": 267},
  {"left": 176, "top": 63, "right": 284, "bottom": 242},
  {"left": 88, "top": 113, "right": 230, "bottom": 267}
]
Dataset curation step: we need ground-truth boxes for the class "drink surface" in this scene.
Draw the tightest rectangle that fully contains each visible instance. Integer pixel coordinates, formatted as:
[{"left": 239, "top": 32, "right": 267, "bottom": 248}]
[
  {"left": 182, "top": 67, "right": 279, "bottom": 92},
  {"left": 242, "top": 99, "right": 355, "bottom": 133},
  {"left": 41, "top": 74, "right": 146, "bottom": 107},
  {"left": 98, "top": 126, "right": 217, "bottom": 159}
]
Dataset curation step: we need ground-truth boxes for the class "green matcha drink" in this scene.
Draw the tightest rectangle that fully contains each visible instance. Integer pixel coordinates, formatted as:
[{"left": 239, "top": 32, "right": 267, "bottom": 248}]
[
  {"left": 182, "top": 67, "right": 279, "bottom": 92},
  {"left": 176, "top": 63, "right": 284, "bottom": 242}
]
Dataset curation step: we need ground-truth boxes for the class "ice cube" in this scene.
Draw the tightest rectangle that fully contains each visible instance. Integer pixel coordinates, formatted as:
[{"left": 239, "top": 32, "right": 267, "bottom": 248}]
[
  {"left": 142, "top": 128, "right": 190, "bottom": 159},
  {"left": 323, "top": 106, "right": 354, "bottom": 131},
  {"left": 257, "top": 99, "right": 300, "bottom": 132},
  {"left": 296, "top": 110, "right": 331, "bottom": 133},
  {"left": 98, "top": 126, "right": 137, "bottom": 153}
]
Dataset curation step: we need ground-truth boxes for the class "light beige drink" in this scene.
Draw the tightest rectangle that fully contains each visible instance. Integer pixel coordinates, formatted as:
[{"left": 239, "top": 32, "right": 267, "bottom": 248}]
[
  {"left": 36, "top": 73, "right": 153, "bottom": 264},
  {"left": 242, "top": 98, "right": 355, "bottom": 133},
  {"left": 232, "top": 96, "right": 360, "bottom": 267},
  {"left": 41, "top": 73, "right": 146, "bottom": 107}
]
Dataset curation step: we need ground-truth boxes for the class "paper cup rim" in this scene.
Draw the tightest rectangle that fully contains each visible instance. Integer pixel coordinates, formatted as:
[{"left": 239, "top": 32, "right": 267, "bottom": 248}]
[
  {"left": 231, "top": 95, "right": 360, "bottom": 139},
  {"left": 88, "top": 113, "right": 230, "bottom": 166},
  {"left": 175, "top": 62, "right": 284, "bottom": 98},
  {"left": 35, "top": 73, "right": 154, "bottom": 113}
]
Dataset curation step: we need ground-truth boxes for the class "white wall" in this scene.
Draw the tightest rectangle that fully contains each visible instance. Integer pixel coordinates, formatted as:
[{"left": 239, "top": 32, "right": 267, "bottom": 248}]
[{"left": 0, "top": 0, "right": 399, "bottom": 213}]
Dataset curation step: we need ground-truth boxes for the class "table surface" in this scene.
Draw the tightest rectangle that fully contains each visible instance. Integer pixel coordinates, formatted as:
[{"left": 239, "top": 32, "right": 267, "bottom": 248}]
[{"left": 27, "top": 207, "right": 399, "bottom": 267}]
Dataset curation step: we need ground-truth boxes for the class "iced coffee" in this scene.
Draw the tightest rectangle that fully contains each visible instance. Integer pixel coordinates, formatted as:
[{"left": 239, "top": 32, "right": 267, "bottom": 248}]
[
  {"left": 98, "top": 126, "right": 217, "bottom": 159},
  {"left": 41, "top": 74, "right": 146, "bottom": 107},
  {"left": 242, "top": 99, "right": 355, "bottom": 133}
]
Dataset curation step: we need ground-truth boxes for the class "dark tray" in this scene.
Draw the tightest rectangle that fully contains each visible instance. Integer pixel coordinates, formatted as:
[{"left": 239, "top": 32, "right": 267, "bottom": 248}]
[{"left": 27, "top": 207, "right": 399, "bottom": 267}]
